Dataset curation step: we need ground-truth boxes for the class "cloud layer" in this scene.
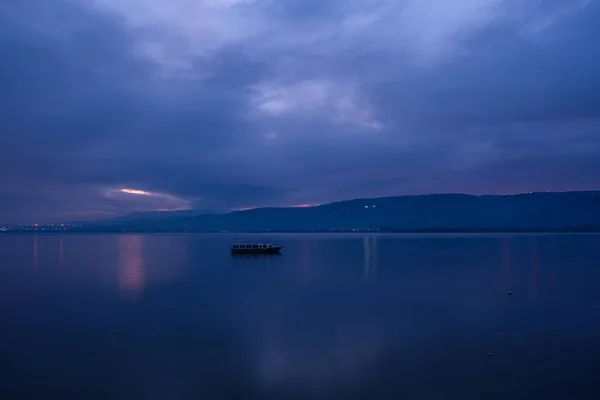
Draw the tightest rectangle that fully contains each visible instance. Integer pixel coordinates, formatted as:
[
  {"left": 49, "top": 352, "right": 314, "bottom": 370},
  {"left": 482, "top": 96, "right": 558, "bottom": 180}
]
[{"left": 1, "top": 0, "right": 599, "bottom": 222}]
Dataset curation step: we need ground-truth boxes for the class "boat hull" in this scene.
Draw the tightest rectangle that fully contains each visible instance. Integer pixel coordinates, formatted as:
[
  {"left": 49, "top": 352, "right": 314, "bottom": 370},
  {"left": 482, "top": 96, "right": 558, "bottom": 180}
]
[{"left": 231, "top": 247, "right": 283, "bottom": 255}]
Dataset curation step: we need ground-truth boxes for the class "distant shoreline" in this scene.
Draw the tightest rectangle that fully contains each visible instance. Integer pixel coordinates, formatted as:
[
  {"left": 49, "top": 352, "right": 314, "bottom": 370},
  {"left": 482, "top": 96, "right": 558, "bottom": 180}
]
[
  {"left": 2, "top": 227, "right": 600, "bottom": 234},
  {"left": 3, "top": 191, "right": 600, "bottom": 234}
]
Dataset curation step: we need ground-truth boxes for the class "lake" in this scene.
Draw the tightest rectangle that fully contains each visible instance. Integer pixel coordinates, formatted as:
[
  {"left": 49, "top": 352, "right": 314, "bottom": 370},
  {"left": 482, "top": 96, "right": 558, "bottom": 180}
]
[{"left": 1, "top": 233, "right": 599, "bottom": 399}]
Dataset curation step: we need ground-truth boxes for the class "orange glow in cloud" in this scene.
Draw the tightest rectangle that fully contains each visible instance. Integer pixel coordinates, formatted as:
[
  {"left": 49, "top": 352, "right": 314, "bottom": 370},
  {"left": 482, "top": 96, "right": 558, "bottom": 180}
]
[
  {"left": 104, "top": 187, "right": 192, "bottom": 213},
  {"left": 120, "top": 188, "right": 151, "bottom": 196}
]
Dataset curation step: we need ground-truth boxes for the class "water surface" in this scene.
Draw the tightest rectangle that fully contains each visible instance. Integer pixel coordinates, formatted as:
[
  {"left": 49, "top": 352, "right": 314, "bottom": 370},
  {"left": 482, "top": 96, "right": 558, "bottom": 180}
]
[{"left": 1, "top": 233, "right": 599, "bottom": 399}]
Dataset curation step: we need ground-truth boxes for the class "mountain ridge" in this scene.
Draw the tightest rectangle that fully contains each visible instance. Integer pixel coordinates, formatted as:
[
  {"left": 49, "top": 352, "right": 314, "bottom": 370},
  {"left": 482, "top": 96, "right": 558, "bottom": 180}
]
[{"left": 70, "top": 191, "right": 600, "bottom": 233}]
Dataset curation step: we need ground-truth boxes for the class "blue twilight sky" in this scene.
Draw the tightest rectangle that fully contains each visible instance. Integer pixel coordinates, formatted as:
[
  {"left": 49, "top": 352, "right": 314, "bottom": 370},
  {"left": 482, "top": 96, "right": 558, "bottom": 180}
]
[{"left": 1, "top": 0, "right": 600, "bottom": 223}]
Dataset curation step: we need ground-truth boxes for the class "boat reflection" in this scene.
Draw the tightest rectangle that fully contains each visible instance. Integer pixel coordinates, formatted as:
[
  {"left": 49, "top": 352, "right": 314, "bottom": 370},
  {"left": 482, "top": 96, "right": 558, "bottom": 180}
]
[
  {"left": 363, "top": 235, "right": 378, "bottom": 279},
  {"left": 118, "top": 235, "right": 146, "bottom": 301},
  {"left": 231, "top": 254, "right": 283, "bottom": 259}
]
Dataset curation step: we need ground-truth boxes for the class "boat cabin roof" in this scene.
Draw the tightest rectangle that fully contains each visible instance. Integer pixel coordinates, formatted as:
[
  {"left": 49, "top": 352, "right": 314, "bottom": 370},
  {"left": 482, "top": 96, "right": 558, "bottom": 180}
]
[{"left": 231, "top": 243, "right": 276, "bottom": 248}]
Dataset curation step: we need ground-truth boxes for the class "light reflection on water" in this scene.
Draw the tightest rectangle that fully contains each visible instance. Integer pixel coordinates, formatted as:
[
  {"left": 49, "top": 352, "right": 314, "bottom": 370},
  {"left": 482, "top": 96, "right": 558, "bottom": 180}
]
[
  {"left": 363, "top": 235, "right": 378, "bottom": 279},
  {"left": 59, "top": 236, "right": 64, "bottom": 265},
  {"left": 32, "top": 235, "right": 37, "bottom": 271},
  {"left": 257, "top": 324, "right": 388, "bottom": 390},
  {"left": 531, "top": 235, "right": 538, "bottom": 295},
  {"left": 118, "top": 235, "right": 145, "bottom": 301}
]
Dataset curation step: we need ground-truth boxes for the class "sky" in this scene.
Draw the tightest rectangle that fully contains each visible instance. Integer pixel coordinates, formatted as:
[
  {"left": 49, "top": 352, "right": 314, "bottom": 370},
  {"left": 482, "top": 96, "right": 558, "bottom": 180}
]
[{"left": 1, "top": 0, "right": 600, "bottom": 223}]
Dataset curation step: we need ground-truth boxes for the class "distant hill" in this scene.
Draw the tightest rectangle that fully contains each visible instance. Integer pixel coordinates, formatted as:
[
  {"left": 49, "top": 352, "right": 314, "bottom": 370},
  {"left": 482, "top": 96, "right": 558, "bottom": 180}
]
[
  {"left": 102, "top": 209, "right": 221, "bottom": 223},
  {"left": 71, "top": 191, "right": 600, "bottom": 233}
]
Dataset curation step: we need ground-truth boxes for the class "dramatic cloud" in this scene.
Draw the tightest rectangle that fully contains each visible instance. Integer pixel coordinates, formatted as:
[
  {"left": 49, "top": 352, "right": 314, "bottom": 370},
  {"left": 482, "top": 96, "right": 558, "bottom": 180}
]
[
  {"left": 249, "top": 79, "right": 382, "bottom": 128},
  {"left": 0, "top": 0, "right": 599, "bottom": 222}
]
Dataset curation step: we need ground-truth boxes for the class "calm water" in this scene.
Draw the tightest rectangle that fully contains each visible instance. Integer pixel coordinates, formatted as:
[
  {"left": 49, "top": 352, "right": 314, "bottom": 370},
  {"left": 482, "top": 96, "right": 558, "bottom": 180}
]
[{"left": 1, "top": 233, "right": 600, "bottom": 399}]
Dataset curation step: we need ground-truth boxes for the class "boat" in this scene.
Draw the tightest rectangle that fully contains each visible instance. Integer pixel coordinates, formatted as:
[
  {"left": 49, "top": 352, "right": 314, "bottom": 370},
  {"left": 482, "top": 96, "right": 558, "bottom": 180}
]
[{"left": 231, "top": 243, "right": 283, "bottom": 254}]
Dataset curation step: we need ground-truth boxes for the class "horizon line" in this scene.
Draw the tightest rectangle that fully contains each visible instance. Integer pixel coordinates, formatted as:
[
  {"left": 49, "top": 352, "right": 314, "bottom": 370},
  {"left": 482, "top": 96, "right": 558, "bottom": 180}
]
[{"left": 2, "top": 189, "right": 599, "bottom": 226}]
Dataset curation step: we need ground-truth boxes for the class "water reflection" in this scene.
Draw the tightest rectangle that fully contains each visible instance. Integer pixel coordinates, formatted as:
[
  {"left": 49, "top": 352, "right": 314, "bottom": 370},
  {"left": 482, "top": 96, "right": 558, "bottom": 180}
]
[
  {"left": 301, "top": 239, "right": 310, "bottom": 282},
  {"left": 501, "top": 236, "right": 511, "bottom": 291},
  {"left": 3, "top": 234, "right": 600, "bottom": 398},
  {"left": 231, "top": 254, "right": 283, "bottom": 260},
  {"left": 59, "top": 236, "right": 64, "bottom": 265},
  {"left": 531, "top": 235, "right": 538, "bottom": 295},
  {"left": 363, "top": 235, "right": 378, "bottom": 279},
  {"left": 118, "top": 235, "right": 145, "bottom": 301},
  {"left": 32, "top": 235, "right": 37, "bottom": 271},
  {"left": 257, "top": 326, "right": 387, "bottom": 389}
]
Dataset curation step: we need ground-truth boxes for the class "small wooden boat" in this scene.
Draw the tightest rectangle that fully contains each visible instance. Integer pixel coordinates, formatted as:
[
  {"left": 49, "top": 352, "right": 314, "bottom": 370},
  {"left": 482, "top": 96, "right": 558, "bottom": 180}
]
[{"left": 231, "top": 243, "right": 283, "bottom": 254}]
